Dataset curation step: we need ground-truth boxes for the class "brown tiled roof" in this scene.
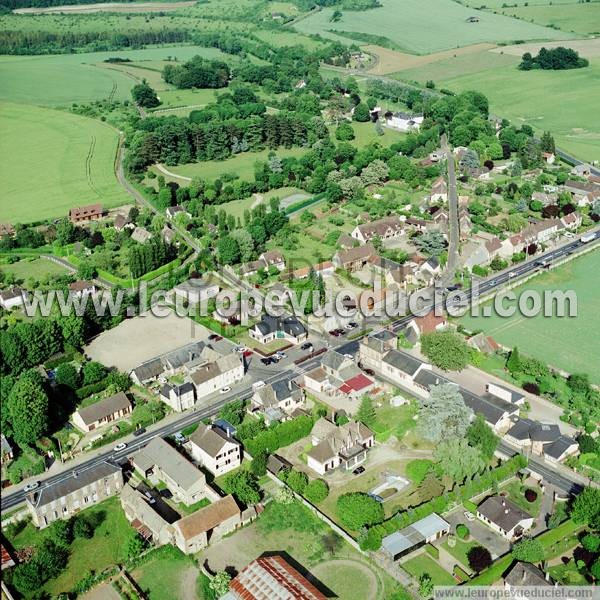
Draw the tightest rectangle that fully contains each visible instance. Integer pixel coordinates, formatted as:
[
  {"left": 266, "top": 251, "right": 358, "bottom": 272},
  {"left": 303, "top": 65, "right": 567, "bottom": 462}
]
[
  {"left": 335, "top": 244, "right": 376, "bottom": 265},
  {"left": 69, "top": 204, "right": 103, "bottom": 220},
  {"left": 356, "top": 216, "right": 403, "bottom": 239},
  {"left": 174, "top": 495, "right": 239, "bottom": 540},
  {"left": 412, "top": 311, "right": 447, "bottom": 334},
  {"left": 291, "top": 261, "right": 334, "bottom": 279},
  {"left": 69, "top": 280, "right": 95, "bottom": 292}
]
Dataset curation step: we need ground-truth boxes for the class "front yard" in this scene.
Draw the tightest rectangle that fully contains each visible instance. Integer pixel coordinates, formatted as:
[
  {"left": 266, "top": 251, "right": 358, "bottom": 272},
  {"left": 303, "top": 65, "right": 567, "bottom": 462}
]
[
  {"left": 402, "top": 553, "right": 455, "bottom": 586},
  {"left": 499, "top": 479, "right": 542, "bottom": 518}
]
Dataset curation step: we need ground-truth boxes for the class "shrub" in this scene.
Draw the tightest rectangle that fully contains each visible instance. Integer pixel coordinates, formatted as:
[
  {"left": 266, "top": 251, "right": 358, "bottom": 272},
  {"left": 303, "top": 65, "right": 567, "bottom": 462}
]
[
  {"left": 285, "top": 470, "right": 308, "bottom": 494},
  {"left": 522, "top": 382, "right": 540, "bottom": 395},
  {"left": 304, "top": 479, "right": 329, "bottom": 504},
  {"left": 524, "top": 488, "right": 538, "bottom": 503},
  {"left": 456, "top": 524, "right": 470, "bottom": 539},
  {"left": 467, "top": 546, "right": 492, "bottom": 572},
  {"left": 336, "top": 492, "right": 384, "bottom": 531}
]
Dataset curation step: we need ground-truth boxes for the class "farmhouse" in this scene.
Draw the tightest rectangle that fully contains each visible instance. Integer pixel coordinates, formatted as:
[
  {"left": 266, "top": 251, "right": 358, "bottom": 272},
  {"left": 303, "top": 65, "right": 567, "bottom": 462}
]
[
  {"left": 166, "top": 205, "right": 189, "bottom": 219},
  {"left": 132, "top": 437, "right": 210, "bottom": 506},
  {"left": 351, "top": 215, "right": 404, "bottom": 244},
  {"left": 188, "top": 423, "right": 242, "bottom": 477},
  {"left": 382, "top": 513, "right": 450, "bottom": 561},
  {"left": 385, "top": 111, "right": 424, "bottom": 132},
  {"left": 113, "top": 214, "right": 131, "bottom": 231},
  {"left": 26, "top": 461, "right": 123, "bottom": 528},
  {"left": 72, "top": 391, "right": 133, "bottom": 433},
  {"left": 249, "top": 314, "right": 308, "bottom": 345},
  {"left": 477, "top": 495, "right": 533, "bottom": 540},
  {"left": 0, "top": 286, "right": 28, "bottom": 310},
  {"left": 69, "top": 203, "right": 104, "bottom": 224},
  {"left": 306, "top": 417, "right": 374, "bottom": 475},
  {"left": 333, "top": 244, "right": 377, "bottom": 272},
  {"left": 225, "top": 555, "right": 327, "bottom": 600}
]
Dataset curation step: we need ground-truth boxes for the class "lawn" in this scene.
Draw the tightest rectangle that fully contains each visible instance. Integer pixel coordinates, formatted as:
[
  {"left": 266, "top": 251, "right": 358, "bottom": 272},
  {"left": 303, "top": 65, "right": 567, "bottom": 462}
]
[
  {"left": 331, "top": 121, "right": 406, "bottom": 149},
  {"left": 500, "top": 479, "right": 542, "bottom": 517},
  {"left": 402, "top": 553, "right": 455, "bottom": 586},
  {"left": 265, "top": 231, "right": 335, "bottom": 266},
  {"left": 7, "top": 497, "right": 133, "bottom": 596},
  {"left": 369, "top": 401, "right": 417, "bottom": 442},
  {"left": 132, "top": 546, "right": 197, "bottom": 600},
  {"left": 439, "top": 59, "right": 600, "bottom": 162},
  {"left": 442, "top": 538, "right": 479, "bottom": 571},
  {"left": 293, "top": 0, "right": 569, "bottom": 54},
  {"left": 0, "top": 257, "right": 69, "bottom": 282},
  {"left": 162, "top": 147, "right": 307, "bottom": 182},
  {"left": 0, "top": 102, "right": 126, "bottom": 223},
  {"left": 219, "top": 186, "right": 305, "bottom": 220},
  {"left": 460, "top": 250, "right": 600, "bottom": 382}
]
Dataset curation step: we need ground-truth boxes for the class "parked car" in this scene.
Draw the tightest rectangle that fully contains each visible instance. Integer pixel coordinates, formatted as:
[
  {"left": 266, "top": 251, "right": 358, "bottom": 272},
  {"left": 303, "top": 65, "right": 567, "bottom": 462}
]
[
  {"left": 276, "top": 351, "right": 287, "bottom": 359},
  {"left": 301, "top": 342, "right": 313, "bottom": 351},
  {"left": 352, "top": 466, "right": 365, "bottom": 476},
  {"left": 252, "top": 381, "right": 266, "bottom": 390},
  {"left": 344, "top": 353, "right": 353, "bottom": 360},
  {"left": 208, "top": 334, "right": 222, "bottom": 341},
  {"left": 160, "top": 488, "right": 173, "bottom": 499},
  {"left": 328, "top": 330, "right": 340, "bottom": 337},
  {"left": 270, "top": 355, "right": 281, "bottom": 363},
  {"left": 220, "top": 387, "right": 231, "bottom": 394},
  {"left": 143, "top": 491, "right": 156, "bottom": 505},
  {"left": 133, "top": 427, "right": 146, "bottom": 437},
  {"left": 23, "top": 481, "right": 40, "bottom": 492},
  {"left": 464, "top": 511, "right": 476, "bottom": 522},
  {"left": 261, "top": 357, "right": 272, "bottom": 366},
  {"left": 113, "top": 442, "right": 127, "bottom": 453},
  {"left": 174, "top": 432, "right": 187, "bottom": 444},
  {"left": 363, "top": 368, "right": 375, "bottom": 377},
  {"left": 337, "top": 329, "right": 347, "bottom": 336},
  {"left": 348, "top": 322, "right": 358, "bottom": 329},
  {"left": 243, "top": 350, "right": 253, "bottom": 358}
]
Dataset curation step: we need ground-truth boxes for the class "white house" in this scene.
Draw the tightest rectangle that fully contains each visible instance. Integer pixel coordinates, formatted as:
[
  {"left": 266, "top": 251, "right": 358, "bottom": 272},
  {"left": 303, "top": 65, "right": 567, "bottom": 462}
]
[
  {"left": 385, "top": 111, "right": 424, "bottom": 132},
  {"left": 159, "top": 382, "right": 196, "bottom": 413},
  {"left": 188, "top": 423, "right": 242, "bottom": 476},
  {"left": 250, "top": 379, "right": 304, "bottom": 424},
  {"left": 0, "top": 286, "right": 28, "bottom": 310},
  {"left": 69, "top": 280, "right": 97, "bottom": 298},
  {"left": 477, "top": 496, "right": 533, "bottom": 540},
  {"left": 248, "top": 314, "right": 307, "bottom": 345},
  {"left": 189, "top": 353, "right": 244, "bottom": 399}
]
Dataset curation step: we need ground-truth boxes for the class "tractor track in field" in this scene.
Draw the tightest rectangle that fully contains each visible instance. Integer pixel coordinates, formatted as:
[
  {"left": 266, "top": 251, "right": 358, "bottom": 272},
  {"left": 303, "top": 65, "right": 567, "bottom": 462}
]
[
  {"left": 107, "top": 81, "right": 117, "bottom": 103},
  {"left": 85, "top": 135, "right": 102, "bottom": 198}
]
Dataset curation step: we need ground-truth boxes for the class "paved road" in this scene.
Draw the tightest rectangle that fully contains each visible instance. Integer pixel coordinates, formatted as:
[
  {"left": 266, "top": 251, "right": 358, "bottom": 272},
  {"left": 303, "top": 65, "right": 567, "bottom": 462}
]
[{"left": 440, "top": 133, "right": 460, "bottom": 287}]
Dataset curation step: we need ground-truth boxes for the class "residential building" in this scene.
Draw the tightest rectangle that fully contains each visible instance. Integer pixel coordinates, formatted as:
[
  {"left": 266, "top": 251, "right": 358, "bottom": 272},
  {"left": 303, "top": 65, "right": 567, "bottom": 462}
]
[
  {"left": 542, "top": 152, "right": 555, "bottom": 165},
  {"left": 290, "top": 261, "right": 335, "bottom": 280},
  {"left": 249, "top": 314, "right": 308, "bottom": 345},
  {"left": 0, "top": 223, "right": 15, "bottom": 237},
  {"left": 458, "top": 207, "right": 472, "bottom": 239},
  {"left": 224, "top": 555, "right": 326, "bottom": 600},
  {"left": 240, "top": 251, "right": 286, "bottom": 277},
  {"left": 1, "top": 434, "right": 14, "bottom": 464},
  {"left": 113, "top": 214, "right": 131, "bottom": 231},
  {"left": 351, "top": 216, "right": 404, "bottom": 244},
  {"left": 429, "top": 176, "right": 448, "bottom": 202},
  {"left": 26, "top": 461, "right": 123, "bottom": 528},
  {"left": 0, "top": 286, "right": 28, "bottom": 310},
  {"left": 69, "top": 204, "right": 104, "bottom": 224},
  {"left": 332, "top": 244, "right": 377, "bottom": 272},
  {"left": 417, "top": 256, "right": 441, "bottom": 283},
  {"left": 173, "top": 495, "right": 242, "bottom": 554},
  {"left": 531, "top": 191, "right": 557, "bottom": 207},
  {"left": 306, "top": 418, "right": 374, "bottom": 475},
  {"left": 68, "top": 280, "right": 97, "bottom": 298},
  {"left": 131, "top": 226, "right": 153, "bottom": 244},
  {"left": 504, "top": 562, "right": 554, "bottom": 588},
  {"left": 132, "top": 437, "right": 209, "bottom": 505},
  {"left": 173, "top": 279, "right": 219, "bottom": 305},
  {"left": 159, "top": 382, "right": 196, "bottom": 412},
  {"left": 250, "top": 379, "right": 305, "bottom": 424},
  {"left": 405, "top": 311, "right": 448, "bottom": 340},
  {"left": 162, "top": 225, "right": 176, "bottom": 244},
  {"left": 189, "top": 352, "right": 244, "bottom": 399},
  {"left": 382, "top": 513, "right": 450, "bottom": 561},
  {"left": 72, "top": 392, "right": 133, "bottom": 433},
  {"left": 560, "top": 212, "right": 582, "bottom": 230},
  {"left": 504, "top": 419, "right": 578, "bottom": 463},
  {"left": 477, "top": 496, "right": 533, "bottom": 540},
  {"left": 188, "top": 423, "right": 242, "bottom": 477},
  {"left": 166, "top": 205, "right": 189, "bottom": 219},
  {"left": 385, "top": 112, "right": 424, "bottom": 132}
]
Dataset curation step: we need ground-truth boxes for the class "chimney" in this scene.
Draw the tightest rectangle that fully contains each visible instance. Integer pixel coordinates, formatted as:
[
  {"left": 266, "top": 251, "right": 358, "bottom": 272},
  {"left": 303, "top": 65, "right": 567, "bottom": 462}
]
[{"left": 522, "top": 568, "right": 527, "bottom": 582}]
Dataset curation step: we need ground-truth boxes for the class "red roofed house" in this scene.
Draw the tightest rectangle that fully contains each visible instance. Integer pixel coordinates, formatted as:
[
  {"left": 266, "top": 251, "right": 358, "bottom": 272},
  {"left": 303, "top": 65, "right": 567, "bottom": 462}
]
[
  {"left": 69, "top": 204, "right": 104, "bottom": 224},
  {"left": 338, "top": 373, "right": 375, "bottom": 396},
  {"left": 226, "top": 555, "right": 326, "bottom": 600},
  {"left": 406, "top": 311, "right": 448, "bottom": 339},
  {"left": 290, "top": 261, "right": 335, "bottom": 280}
]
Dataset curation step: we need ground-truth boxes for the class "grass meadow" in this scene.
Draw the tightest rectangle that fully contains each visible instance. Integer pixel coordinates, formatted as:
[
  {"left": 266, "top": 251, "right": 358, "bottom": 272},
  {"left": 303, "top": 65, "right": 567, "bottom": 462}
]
[
  {"left": 0, "top": 102, "right": 126, "bottom": 222},
  {"left": 460, "top": 250, "right": 600, "bottom": 382},
  {"left": 293, "top": 0, "right": 570, "bottom": 54}
]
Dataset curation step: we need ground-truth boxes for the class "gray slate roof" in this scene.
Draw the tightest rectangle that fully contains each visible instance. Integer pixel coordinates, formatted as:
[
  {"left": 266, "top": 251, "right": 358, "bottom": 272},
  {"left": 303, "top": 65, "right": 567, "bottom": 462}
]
[
  {"left": 190, "top": 423, "right": 239, "bottom": 458},
  {"left": 382, "top": 350, "right": 422, "bottom": 376},
  {"left": 477, "top": 495, "right": 531, "bottom": 531},
  {"left": 504, "top": 562, "right": 553, "bottom": 586},
  {"left": 75, "top": 392, "right": 132, "bottom": 426}
]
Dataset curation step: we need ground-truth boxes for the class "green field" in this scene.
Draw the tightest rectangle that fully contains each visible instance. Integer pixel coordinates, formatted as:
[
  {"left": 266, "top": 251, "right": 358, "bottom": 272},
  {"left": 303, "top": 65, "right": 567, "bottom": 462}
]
[
  {"left": 438, "top": 59, "right": 600, "bottom": 162},
  {"left": 488, "top": 2, "right": 600, "bottom": 35},
  {"left": 0, "top": 46, "right": 230, "bottom": 107},
  {"left": 0, "top": 102, "right": 126, "bottom": 222},
  {"left": 293, "top": 0, "right": 569, "bottom": 54},
  {"left": 460, "top": 250, "right": 600, "bottom": 382},
  {"left": 0, "top": 257, "right": 69, "bottom": 281}
]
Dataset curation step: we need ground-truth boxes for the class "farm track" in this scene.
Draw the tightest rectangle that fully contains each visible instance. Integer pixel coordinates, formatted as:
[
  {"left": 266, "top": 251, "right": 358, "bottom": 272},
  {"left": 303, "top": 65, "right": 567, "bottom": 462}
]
[
  {"left": 85, "top": 135, "right": 102, "bottom": 198},
  {"left": 107, "top": 81, "right": 117, "bottom": 103}
]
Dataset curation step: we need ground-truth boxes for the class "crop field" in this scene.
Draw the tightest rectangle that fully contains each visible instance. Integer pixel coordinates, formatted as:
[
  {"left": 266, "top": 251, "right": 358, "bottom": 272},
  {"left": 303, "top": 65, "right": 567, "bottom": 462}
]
[
  {"left": 0, "top": 102, "right": 125, "bottom": 222},
  {"left": 293, "top": 0, "right": 570, "bottom": 54},
  {"left": 460, "top": 250, "right": 600, "bottom": 382},
  {"left": 439, "top": 59, "right": 600, "bottom": 161},
  {"left": 0, "top": 46, "right": 228, "bottom": 107},
  {"left": 461, "top": 0, "right": 585, "bottom": 7},
  {"left": 480, "top": 2, "right": 600, "bottom": 35},
  {"left": 13, "top": 1, "right": 196, "bottom": 14}
]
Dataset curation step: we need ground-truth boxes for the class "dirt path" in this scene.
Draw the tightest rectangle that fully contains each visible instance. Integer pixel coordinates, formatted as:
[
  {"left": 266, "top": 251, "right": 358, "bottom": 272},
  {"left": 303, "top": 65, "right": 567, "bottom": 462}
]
[
  {"left": 14, "top": 1, "right": 195, "bottom": 13},
  {"left": 179, "top": 565, "right": 199, "bottom": 600},
  {"left": 155, "top": 163, "right": 192, "bottom": 183}
]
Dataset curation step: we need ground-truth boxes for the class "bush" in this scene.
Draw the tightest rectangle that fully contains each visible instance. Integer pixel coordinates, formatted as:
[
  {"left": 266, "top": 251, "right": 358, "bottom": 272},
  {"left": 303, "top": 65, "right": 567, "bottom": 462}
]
[
  {"left": 285, "top": 470, "right": 308, "bottom": 494},
  {"left": 358, "top": 526, "right": 383, "bottom": 551},
  {"left": 456, "top": 524, "right": 470, "bottom": 539},
  {"left": 304, "top": 479, "right": 329, "bottom": 504},
  {"left": 522, "top": 382, "right": 540, "bottom": 395},
  {"left": 406, "top": 459, "right": 433, "bottom": 485},
  {"left": 337, "top": 492, "right": 384, "bottom": 531},
  {"left": 524, "top": 488, "right": 538, "bottom": 503},
  {"left": 467, "top": 546, "right": 492, "bottom": 572}
]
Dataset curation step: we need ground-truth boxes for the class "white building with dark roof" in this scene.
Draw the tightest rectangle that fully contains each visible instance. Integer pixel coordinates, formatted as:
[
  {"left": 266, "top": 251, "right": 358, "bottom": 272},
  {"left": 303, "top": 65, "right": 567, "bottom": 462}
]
[
  {"left": 477, "top": 495, "right": 533, "bottom": 540},
  {"left": 249, "top": 314, "right": 308, "bottom": 345},
  {"left": 250, "top": 379, "right": 304, "bottom": 424},
  {"left": 382, "top": 513, "right": 450, "bottom": 560},
  {"left": 72, "top": 391, "right": 133, "bottom": 433},
  {"left": 0, "top": 286, "right": 28, "bottom": 310},
  {"left": 159, "top": 382, "right": 195, "bottom": 412},
  {"left": 188, "top": 423, "right": 242, "bottom": 477}
]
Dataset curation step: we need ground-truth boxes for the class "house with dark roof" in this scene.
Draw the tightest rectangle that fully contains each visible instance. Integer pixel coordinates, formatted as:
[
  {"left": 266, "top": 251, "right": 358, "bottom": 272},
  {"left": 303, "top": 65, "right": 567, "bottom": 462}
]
[
  {"left": 133, "top": 437, "right": 211, "bottom": 505},
  {"left": 1, "top": 434, "right": 13, "bottom": 465},
  {"left": 159, "top": 382, "right": 195, "bottom": 413},
  {"left": 26, "top": 461, "right": 123, "bottom": 528},
  {"left": 250, "top": 379, "right": 305, "bottom": 424},
  {"left": 382, "top": 513, "right": 450, "bottom": 560},
  {"left": 333, "top": 244, "right": 377, "bottom": 272},
  {"left": 113, "top": 213, "right": 131, "bottom": 231},
  {"left": 224, "top": 555, "right": 327, "bottom": 600},
  {"left": 0, "top": 286, "right": 28, "bottom": 310},
  {"left": 72, "top": 392, "right": 133, "bottom": 433},
  {"left": 429, "top": 176, "right": 448, "bottom": 202},
  {"left": 351, "top": 215, "right": 404, "bottom": 244},
  {"left": 477, "top": 495, "right": 533, "bottom": 540},
  {"left": 249, "top": 314, "right": 307, "bottom": 345},
  {"left": 188, "top": 423, "right": 242, "bottom": 476},
  {"left": 240, "top": 250, "right": 286, "bottom": 277},
  {"left": 306, "top": 418, "right": 374, "bottom": 475},
  {"left": 504, "top": 562, "right": 554, "bottom": 588}
]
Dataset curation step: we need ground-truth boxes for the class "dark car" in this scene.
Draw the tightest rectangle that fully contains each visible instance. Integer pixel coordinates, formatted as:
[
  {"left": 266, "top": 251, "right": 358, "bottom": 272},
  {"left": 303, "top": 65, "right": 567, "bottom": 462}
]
[
  {"left": 160, "top": 488, "right": 173, "bottom": 500},
  {"left": 352, "top": 466, "right": 365, "bottom": 476},
  {"left": 271, "top": 355, "right": 281, "bottom": 363},
  {"left": 348, "top": 322, "right": 358, "bottom": 329},
  {"left": 261, "top": 357, "right": 272, "bottom": 365},
  {"left": 363, "top": 368, "right": 375, "bottom": 377},
  {"left": 133, "top": 427, "right": 146, "bottom": 437},
  {"left": 301, "top": 342, "right": 313, "bottom": 351},
  {"left": 208, "top": 334, "right": 223, "bottom": 341}
]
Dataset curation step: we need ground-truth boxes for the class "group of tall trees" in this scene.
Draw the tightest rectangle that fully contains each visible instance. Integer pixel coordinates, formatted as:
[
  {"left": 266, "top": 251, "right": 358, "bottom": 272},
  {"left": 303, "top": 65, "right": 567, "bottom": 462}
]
[
  {"left": 519, "top": 47, "right": 589, "bottom": 70},
  {"left": 163, "top": 56, "right": 231, "bottom": 89},
  {"left": 127, "top": 238, "right": 176, "bottom": 279}
]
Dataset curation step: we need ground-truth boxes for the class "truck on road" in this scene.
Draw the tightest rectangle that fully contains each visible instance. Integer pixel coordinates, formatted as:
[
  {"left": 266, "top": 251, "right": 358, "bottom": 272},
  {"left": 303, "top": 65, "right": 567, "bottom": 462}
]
[{"left": 580, "top": 232, "right": 596, "bottom": 243}]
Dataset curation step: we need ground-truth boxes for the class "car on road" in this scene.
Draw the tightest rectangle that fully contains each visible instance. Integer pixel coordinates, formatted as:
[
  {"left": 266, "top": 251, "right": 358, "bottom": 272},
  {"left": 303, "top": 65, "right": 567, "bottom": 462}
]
[
  {"left": 113, "top": 442, "right": 127, "bottom": 452},
  {"left": 220, "top": 387, "right": 231, "bottom": 394},
  {"left": 508, "top": 271, "right": 516, "bottom": 278},
  {"left": 301, "top": 342, "right": 313, "bottom": 351},
  {"left": 270, "top": 355, "right": 281, "bottom": 363},
  {"left": 261, "top": 357, "right": 272, "bottom": 366},
  {"left": 23, "top": 481, "right": 40, "bottom": 492},
  {"left": 208, "top": 334, "right": 223, "bottom": 341},
  {"left": 352, "top": 466, "right": 365, "bottom": 476},
  {"left": 276, "top": 351, "right": 287, "bottom": 359},
  {"left": 348, "top": 321, "right": 358, "bottom": 329},
  {"left": 328, "top": 329, "right": 341, "bottom": 337},
  {"left": 133, "top": 427, "right": 146, "bottom": 437},
  {"left": 362, "top": 367, "right": 375, "bottom": 377},
  {"left": 464, "top": 511, "right": 475, "bottom": 522},
  {"left": 143, "top": 491, "right": 156, "bottom": 504}
]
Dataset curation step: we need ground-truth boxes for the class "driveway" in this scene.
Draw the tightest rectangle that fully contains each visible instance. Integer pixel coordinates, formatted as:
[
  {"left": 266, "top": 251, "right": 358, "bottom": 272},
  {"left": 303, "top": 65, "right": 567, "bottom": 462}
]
[{"left": 445, "top": 507, "right": 510, "bottom": 559}]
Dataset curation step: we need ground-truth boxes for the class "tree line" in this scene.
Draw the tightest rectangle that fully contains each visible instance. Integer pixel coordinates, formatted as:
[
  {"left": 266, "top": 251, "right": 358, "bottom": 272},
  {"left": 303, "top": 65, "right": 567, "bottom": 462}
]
[{"left": 127, "top": 238, "right": 176, "bottom": 279}]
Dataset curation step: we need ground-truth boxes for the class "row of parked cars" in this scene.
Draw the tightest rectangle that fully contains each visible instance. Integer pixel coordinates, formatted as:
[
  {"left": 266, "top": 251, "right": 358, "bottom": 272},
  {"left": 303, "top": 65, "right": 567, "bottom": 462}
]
[{"left": 328, "top": 322, "right": 358, "bottom": 337}]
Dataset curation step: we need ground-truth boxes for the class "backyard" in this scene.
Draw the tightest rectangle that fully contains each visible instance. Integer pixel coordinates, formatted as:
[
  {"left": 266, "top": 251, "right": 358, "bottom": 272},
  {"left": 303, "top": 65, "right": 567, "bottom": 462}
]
[{"left": 401, "top": 552, "right": 455, "bottom": 586}]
